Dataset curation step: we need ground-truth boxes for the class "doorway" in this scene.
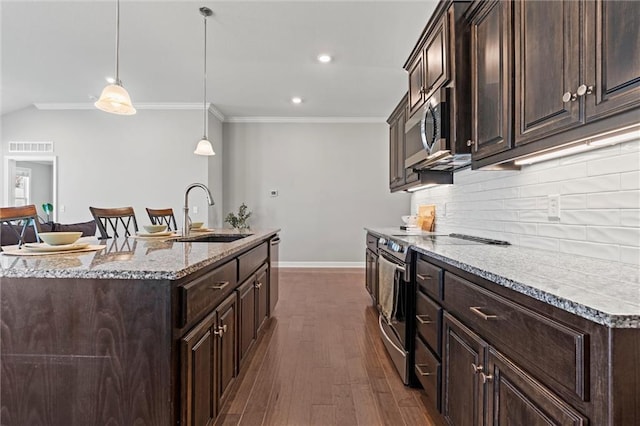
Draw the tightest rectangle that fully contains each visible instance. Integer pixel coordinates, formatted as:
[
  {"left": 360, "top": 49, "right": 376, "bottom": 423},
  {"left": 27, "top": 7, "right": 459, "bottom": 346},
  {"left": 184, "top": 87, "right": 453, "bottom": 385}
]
[{"left": 3, "top": 155, "right": 57, "bottom": 222}]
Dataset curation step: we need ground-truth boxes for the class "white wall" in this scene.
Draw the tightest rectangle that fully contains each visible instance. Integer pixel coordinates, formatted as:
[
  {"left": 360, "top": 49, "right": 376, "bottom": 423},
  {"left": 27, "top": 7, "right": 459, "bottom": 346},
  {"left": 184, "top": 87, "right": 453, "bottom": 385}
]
[
  {"left": 223, "top": 121, "right": 411, "bottom": 265},
  {"left": 411, "top": 138, "right": 640, "bottom": 265},
  {"left": 1, "top": 107, "right": 223, "bottom": 228}
]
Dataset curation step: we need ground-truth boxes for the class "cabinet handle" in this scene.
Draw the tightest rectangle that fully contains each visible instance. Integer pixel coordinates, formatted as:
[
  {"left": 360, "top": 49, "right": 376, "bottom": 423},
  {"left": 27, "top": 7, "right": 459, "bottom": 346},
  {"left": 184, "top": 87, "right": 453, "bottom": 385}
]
[
  {"left": 577, "top": 84, "right": 593, "bottom": 97},
  {"left": 209, "top": 281, "right": 229, "bottom": 290},
  {"left": 417, "top": 274, "right": 432, "bottom": 281},
  {"left": 214, "top": 324, "right": 227, "bottom": 337},
  {"left": 415, "top": 314, "right": 433, "bottom": 325},
  {"left": 415, "top": 364, "right": 433, "bottom": 377},
  {"left": 469, "top": 306, "right": 498, "bottom": 321},
  {"left": 480, "top": 372, "right": 493, "bottom": 383},
  {"left": 562, "top": 91, "right": 577, "bottom": 102},
  {"left": 471, "top": 363, "right": 483, "bottom": 375}
]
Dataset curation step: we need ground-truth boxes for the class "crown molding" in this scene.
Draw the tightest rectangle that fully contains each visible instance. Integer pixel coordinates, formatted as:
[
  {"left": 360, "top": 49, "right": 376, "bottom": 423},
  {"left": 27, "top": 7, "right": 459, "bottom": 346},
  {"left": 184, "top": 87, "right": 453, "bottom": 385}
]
[
  {"left": 33, "top": 102, "right": 224, "bottom": 115},
  {"left": 225, "top": 116, "right": 386, "bottom": 124}
]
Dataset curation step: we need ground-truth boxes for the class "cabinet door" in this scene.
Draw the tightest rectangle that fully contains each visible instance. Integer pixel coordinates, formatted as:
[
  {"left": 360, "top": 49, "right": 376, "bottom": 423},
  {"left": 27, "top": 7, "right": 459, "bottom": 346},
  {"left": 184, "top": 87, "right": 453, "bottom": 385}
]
[
  {"left": 585, "top": 0, "right": 640, "bottom": 121},
  {"left": 365, "top": 249, "right": 378, "bottom": 303},
  {"left": 514, "top": 0, "right": 582, "bottom": 146},
  {"left": 181, "top": 311, "right": 217, "bottom": 426},
  {"left": 216, "top": 293, "right": 237, "bottom": 409},
  {"left": 238, "top": 277, "right": 256, "bottom": 366},
  {"left": 424, "top": 15, "right": 449, "bottom": 97},
  {"left": 470, "top": 0, "right": 513, "bottom": 160},
  {"left": 389, "top": 120, "right": 400, "bottom": 188},
  {"left": 442, "top": 313, "right": 488, "bottom": 426},
  {"left": 485, "top": 348, "right": 588, "bottom": 426},
  {"left": 256, "top": 266, "right": 269, "bottom": 334},
  {"left": 408, "top": 53, "right": 426, "bottom": 116}
]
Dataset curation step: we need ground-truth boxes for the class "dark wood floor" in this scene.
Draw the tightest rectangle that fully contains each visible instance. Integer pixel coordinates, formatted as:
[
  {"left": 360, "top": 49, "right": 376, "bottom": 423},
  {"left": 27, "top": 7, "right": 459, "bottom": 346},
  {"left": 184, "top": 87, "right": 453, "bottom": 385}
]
[{"left": 215, "top": 268, "right": 436, "bottom": 426}]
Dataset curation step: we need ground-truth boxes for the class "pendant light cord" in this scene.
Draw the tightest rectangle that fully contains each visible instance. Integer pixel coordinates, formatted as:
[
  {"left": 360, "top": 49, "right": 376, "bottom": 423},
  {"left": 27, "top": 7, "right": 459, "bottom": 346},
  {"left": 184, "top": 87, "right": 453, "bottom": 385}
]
[
  {"left": 203, "top": 12, "right": 208, "bottom": 139},
  {"left": 115, "top": 0, "right": 120, "bottom": 85}
]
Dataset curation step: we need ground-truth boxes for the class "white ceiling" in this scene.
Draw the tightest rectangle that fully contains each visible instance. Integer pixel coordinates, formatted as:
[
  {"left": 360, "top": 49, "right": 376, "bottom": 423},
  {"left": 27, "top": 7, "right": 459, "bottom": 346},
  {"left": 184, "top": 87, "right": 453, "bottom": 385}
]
[{"left": 0, "top": 0, "right": 437, "bottom": 119}]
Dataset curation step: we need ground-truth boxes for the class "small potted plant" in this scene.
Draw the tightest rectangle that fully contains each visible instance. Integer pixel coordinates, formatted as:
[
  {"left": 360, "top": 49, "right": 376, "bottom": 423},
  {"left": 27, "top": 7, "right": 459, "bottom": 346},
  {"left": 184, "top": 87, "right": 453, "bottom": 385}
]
[{"left": 225, "top": 203, "right": 252, "bottom": 232}]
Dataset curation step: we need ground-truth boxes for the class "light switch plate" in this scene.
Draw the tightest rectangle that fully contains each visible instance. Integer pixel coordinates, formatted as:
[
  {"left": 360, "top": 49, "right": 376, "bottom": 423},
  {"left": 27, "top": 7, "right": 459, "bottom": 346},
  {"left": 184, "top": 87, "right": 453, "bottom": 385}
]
[{"left": 548, "top": 194, "right": 560, "bottom": 220}]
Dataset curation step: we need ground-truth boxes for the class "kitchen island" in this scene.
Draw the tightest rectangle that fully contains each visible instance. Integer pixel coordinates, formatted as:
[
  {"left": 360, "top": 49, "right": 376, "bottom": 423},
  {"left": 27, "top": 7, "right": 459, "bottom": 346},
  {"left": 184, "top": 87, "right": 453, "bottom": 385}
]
[
  {"left": 366, "top": 228, "right": 640, "bottom": 426},
  {"left": 0, "top": 229, "right": 279, "bottom": 426}
]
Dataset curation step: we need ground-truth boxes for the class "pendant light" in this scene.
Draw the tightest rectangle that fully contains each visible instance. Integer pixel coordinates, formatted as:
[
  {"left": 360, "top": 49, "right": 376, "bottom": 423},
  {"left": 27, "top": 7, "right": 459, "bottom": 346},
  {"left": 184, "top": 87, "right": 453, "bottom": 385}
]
[
  {"left": 194, "top": 7, "right": 215, "bottom": 156},
  {"left": 95, "top": 0, "right": 136, "bottom": 115}
]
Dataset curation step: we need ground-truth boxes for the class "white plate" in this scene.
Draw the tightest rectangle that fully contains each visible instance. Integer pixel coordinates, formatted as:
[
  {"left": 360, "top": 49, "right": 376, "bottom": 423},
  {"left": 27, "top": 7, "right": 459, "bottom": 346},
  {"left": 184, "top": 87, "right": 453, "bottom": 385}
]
[
  {"left": 136, "top": 231, "right": 174, "bottom": 237},
  {"left": 190, "top": 228, "right": 212, "bottom": 232},
  {"left": 23, "top": 242, "right": 90, "bottom": 252}
]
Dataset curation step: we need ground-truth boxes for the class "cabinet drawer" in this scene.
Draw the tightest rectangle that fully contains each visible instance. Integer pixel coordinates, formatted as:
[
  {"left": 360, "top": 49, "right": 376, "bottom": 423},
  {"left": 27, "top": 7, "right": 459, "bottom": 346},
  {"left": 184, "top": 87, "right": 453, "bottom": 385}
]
[
  {"left": 416, "top": 290, "right": 442, "bottom": 356},
  {"left": 416, "top": 257, "right": 443, "bottom": 301},
  {"left": 180, "top": 260, "right": 237, "bottom": 327},
  {"left": 366, "top": 233, "right": 378, "bottom": 252},
  {"left": 444, "top": 272, "right": 588, "bottom": 400},
  {"left": 414, "top": 336, "right": 441, "bottom": 412},
  {"left": 238, "top": 242, "right": 268, "bottom": 283}
]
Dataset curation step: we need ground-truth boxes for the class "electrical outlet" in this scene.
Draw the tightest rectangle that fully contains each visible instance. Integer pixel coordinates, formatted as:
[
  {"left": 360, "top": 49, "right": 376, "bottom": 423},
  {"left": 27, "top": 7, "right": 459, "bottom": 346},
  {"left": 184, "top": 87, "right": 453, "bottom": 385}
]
[
  {"left": 193, "top": 206, "right": 199, "bottom": 214},
  {"left": 548, "top": 194, "right": 561, "bottom": 220},
  {"left": 61, "top": 205, "right": 66, "bottom": 212},
  {"left": 270, "top": 190, "right": 278, "bottom": 197}
]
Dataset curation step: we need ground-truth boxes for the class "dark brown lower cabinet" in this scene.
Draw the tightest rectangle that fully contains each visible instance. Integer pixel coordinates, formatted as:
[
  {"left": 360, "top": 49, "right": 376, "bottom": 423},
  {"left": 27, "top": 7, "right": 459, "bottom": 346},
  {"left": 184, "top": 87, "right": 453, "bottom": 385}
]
[
  {"left": 181, "top": 311, "right": 217, "bottom": 426},
  {"left": 216, "top": 294, "right": 237, "bottom": 409},
  {"left": 486, "top": 348, "right": 587, "bottom": 426},
  {"left": 442, "top": 313, "right": 487, "bottom": 426},
  {"left": 238, "top": 277, "right": 256, "bottom": 366},
  {"left": 365, "top": 248, "right": 378, "bottom": 303},
  {"left": 256, "top": 265, "right": 269, "bottom": 334}
]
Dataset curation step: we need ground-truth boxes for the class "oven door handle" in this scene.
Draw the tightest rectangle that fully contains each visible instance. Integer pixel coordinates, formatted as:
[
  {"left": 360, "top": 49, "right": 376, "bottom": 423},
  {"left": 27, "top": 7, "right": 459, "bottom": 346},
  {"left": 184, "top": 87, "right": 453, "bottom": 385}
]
[
  {"left": 379, "top": 315, "right": 405, "bottom": 355},
  {"left": 380, "top": 251, "right": 406, "bottom": 274}
]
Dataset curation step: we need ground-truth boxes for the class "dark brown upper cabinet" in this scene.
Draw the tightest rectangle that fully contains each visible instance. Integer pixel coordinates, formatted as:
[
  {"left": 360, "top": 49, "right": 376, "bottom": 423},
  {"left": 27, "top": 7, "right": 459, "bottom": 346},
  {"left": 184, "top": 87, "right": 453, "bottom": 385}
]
[
  {"left": 388, "top": 94, "right": 409, "bottom": 192},
  {"left": 468, "top": 0, "right": 639, "bottom": 168},
  {"left": 514, "top": 0, "right": 583, "bottom": 146},
  {"left": 585, "top": 0, "right": 640, "bottom": 122},
  {"left": 407, "top": 14, "right": 449, "bottom": 117},
  {"left": 468, "top": 0, "right": 513, "bottom": 160}
]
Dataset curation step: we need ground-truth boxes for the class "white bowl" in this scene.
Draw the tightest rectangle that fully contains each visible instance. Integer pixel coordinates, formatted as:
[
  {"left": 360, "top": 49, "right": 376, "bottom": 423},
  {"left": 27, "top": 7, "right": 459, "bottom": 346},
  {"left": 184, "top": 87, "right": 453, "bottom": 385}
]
[
  {"left": 39, "top": 232, "right": 82, "bottom": 246},
  {"left": 401, "top": 215, "right": 418, "bottom": 226},
  {"left": 190, "top": 222, "right": 204, "bottom": 229},
  {"left": 143, "top": 224, "right": 167, "bottom": 233}
]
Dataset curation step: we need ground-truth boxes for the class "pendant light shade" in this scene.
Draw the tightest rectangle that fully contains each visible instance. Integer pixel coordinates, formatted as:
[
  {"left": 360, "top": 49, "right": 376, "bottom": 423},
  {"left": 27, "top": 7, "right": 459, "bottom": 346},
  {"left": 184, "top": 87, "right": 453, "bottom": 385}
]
[
  {"left": 194, "top": 6, "right": 215, "bottom": 156},
  {"left": 96, "top": 0, "right": 136, "bottom": 115}
]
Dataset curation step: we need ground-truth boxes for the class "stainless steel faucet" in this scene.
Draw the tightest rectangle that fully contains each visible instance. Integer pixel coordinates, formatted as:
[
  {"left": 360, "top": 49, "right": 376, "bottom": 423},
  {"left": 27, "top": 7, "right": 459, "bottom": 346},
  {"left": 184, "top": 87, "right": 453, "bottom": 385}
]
[{"left": 183, "top": 183, "right": 215, "bottom": 236}]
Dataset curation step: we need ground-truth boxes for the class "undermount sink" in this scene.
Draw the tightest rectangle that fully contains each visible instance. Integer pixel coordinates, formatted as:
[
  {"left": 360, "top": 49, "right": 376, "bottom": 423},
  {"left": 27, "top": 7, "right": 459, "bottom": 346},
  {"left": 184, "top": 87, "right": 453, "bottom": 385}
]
[{"left": 177, "top": 234, "right": 252, "bottom": 243}]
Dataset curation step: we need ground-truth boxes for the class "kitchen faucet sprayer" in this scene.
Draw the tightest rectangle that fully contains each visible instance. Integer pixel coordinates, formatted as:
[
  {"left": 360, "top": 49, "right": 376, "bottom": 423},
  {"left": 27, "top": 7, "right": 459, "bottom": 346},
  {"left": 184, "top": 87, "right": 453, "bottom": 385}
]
[{"left": 183, "top": 183, "right": 215, "bottom": 236}]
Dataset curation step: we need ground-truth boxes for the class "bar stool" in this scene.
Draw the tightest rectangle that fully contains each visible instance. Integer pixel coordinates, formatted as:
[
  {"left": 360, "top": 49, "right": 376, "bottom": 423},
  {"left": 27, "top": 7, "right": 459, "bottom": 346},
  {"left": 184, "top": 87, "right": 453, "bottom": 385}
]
[
  {"left": 146, "top": 208, "right": 178, "bottom": 231},
  {"left": 89, "top": 206, "right": 139, "bottom": 239},
  {"left": 0, "top": 204, "right": 42, "bottom": 248}
]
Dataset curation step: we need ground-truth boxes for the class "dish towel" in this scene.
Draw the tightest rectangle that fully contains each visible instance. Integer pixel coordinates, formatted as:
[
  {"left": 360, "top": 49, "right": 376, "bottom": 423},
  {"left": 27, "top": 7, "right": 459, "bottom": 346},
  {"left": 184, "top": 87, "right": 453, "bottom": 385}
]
[{"left": 378, "top": 255, "right": 397, "bottom": 323}]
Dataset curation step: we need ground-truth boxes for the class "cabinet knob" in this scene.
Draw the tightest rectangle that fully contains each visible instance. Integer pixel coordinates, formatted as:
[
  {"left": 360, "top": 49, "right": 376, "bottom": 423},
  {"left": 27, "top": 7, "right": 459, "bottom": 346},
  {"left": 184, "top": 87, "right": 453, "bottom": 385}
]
[
  {"left": 562, "top": 91, "right": 577, "bottom": 103},
  {"left": 577, "top": 84, "right": 593, "bottom": 97},
  {"left": 480, "top": 372, "right": 493, "bottom": 384},
  {"left": 471, "top": 363, "right": 483, "bottom": 375},
  {"left": 255, "top": 281, "right": 263, "bottom": 289},
  {"left": 466, "top": 139, "right": 474, "bottom": 147}
]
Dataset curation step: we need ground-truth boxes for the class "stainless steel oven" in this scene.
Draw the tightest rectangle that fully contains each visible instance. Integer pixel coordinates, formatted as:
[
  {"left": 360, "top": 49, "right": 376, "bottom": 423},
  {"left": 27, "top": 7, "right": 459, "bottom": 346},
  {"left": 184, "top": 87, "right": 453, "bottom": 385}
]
[{"left": 377, "top": 237, "right": 414, "bottom": 385}]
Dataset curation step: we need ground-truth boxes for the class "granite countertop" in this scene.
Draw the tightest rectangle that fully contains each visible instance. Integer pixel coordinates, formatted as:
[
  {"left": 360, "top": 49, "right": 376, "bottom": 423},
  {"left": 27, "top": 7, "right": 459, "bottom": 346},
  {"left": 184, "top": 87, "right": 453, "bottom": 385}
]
[
  {"left": 366, "top": 227, "right": 640, "bottom": 328},
  {"left": 0, "top": 229, "right": 279, "bottom": 281}
]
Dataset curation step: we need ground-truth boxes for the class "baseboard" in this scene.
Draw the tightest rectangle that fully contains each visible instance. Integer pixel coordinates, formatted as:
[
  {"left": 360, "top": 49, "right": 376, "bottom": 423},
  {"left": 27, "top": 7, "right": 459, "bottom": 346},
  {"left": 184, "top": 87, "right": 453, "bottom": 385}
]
[{"left": 277, "top": 262, "right": 365, "bottom": 268}]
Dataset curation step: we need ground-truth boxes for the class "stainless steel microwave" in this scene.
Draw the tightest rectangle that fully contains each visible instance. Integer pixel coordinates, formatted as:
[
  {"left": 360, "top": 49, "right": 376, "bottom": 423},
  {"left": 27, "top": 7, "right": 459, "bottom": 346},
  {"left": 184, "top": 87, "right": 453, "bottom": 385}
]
[{"left": 404, "top": 88, "right": 471, "bottom": 171}]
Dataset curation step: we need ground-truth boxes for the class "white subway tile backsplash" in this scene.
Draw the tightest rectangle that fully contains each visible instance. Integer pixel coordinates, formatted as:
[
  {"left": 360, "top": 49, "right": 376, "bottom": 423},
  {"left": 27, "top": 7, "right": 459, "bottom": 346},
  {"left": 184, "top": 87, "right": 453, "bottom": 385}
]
[
  {"left": 620, "top": 171, "right": 640, "bottom": 190},
  {"left": 411, "top": 138, "right": 640, "bottom": 264},
  {"left": 560, "top": 174, "right": 620, "bottom": 195},
  {"left": 538, "top": 224, "right": 586, "bottom": 240},
  {"left": 587, "top": 152, "right": 640, "bottom": 176},
  {"left": 621, "top": 210, "right": 640, "bottom": 227},
  {"left": 587, "top": 227, "right": 640, "bottom": 246},
  {"left": 561, "top": 209, "right": 620, "bottom": 226},
  {"left": 587, "top": 191, "right": 640, "bottom": 209},
  {"left": 559, "top": 240, "right": 620, "bottom": 262},
  {"left": 620, "top": 246, "right": 640, "bottom": 265}
]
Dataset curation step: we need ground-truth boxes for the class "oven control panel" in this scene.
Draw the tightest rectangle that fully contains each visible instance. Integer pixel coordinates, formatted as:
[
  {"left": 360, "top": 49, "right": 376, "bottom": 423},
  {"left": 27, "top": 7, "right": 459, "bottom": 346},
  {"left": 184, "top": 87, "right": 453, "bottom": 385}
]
[{"left": 379, "top": 237, "right": 406, "bottom": 254}]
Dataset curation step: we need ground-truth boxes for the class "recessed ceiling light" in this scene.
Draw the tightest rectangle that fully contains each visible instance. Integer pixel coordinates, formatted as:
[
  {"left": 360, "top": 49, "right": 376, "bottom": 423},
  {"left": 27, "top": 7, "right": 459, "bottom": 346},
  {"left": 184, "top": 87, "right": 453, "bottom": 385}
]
[
  {"left": 291, "top": 97, "right": 302, "bottom": 104},
  {"left": 317, "top": 54, "right": 332, "bottom": 63},
  {"left": 105, "top": 77, "right": 116, "bottom": 84}
]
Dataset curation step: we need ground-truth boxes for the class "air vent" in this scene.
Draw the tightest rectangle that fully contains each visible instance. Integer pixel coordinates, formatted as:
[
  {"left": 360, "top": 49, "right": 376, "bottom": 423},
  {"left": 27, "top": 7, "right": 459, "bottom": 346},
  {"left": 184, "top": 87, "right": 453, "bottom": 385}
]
[{"left": 8, "top": 141, "right": 54, "bottom": 153}]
